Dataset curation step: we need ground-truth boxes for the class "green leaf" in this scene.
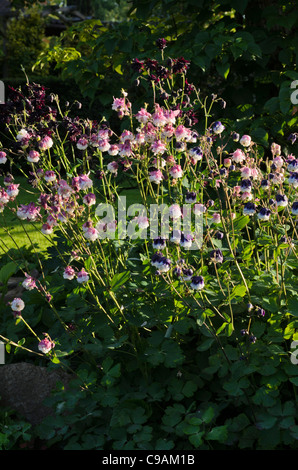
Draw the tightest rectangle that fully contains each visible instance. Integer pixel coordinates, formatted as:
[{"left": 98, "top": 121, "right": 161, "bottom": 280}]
[
  {"left": 206, "top": 425, "right": 228, "bottom": 442},
  {"left": 111, "top": 271, "right": 130, "bottom": 292},
  {"left": 216, "top": 62, "right": 230, "bottom": 79},
  {"left": 0, "top": 261, "right": 20, "bottom": 285},
  {"left": 189, "top": 432, "right": 204, "bottom": 448},
  {"left": 233, "top": 215, "right": 250, "bottom": 231},
  {"left": 231, "top": 284, "right": 247, "bottom": 298}
]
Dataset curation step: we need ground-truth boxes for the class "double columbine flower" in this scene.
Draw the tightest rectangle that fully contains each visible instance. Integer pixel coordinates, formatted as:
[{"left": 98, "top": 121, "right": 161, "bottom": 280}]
[
  {"left": 38, "top": 336, "right": 55, "bottom": 354},
  {"left": 10, "top": 297, "right": 25, "bottom": 316}
]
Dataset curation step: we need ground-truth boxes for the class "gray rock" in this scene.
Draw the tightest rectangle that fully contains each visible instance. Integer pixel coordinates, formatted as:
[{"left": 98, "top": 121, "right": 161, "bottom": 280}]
[{"left": 0, "top": 362, "right": 73, "bottom": 425}]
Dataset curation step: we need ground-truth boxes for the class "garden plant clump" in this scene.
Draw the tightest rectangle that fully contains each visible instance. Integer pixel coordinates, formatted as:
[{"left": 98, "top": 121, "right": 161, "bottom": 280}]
[{"left": 0, "top": 43, "right": 297, "bottom": 450}]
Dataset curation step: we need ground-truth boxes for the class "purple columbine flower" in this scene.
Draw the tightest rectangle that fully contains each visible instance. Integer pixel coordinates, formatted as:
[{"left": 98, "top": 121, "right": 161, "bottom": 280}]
[
  {"left": 156, "top": 38, "right": 167, "bottom": 50},
  {"left": 180, "top": 233, "right": 193, "bottom": 249},
  {"left": 261, "top": 179, "right": 270, "bottom": 189},
  {"left": 291, "top": 201, "right": 298, "bottom": 216},
  {"left": 151, "top": 251, "right": 163, "bottom": 267},
  {"left": 256, "top": 307, "right": 265, "bottom": 317},
  {"left": 288, "top": 133, "right": 297, "bottom": 144},
  {"left": 213, "top": 121, "right": 225, "bottom": 134},
  {"left": 182, "top": 268, "right": 193, "bottom": 281},
  {"left": 152, "top": 237, "right": 166, "bottom": 250},
  {"left": 289, "top": 172, "right": 298, "bottom": 188},
  {"left": 257, "top": 207, "right": 271, "bottom": 221},
  {"left": 189, "top": 146, "right": 203, "bottom": 162},
  {"left": 276, "top": 194, "right": 288, "bottom": 207},
  {"left": 185, "top": 191, "right": 197, "bottom": 203},
  {"left": 190, "top": 275, "right": 204, "bottom": 290},
  {"left": 243, "top": 202, "right": 256, "bottom": 216},
  {"left": 158, "top": 257, "right": 171, "bottom": 273},
  {"left": 210, "top": 249, "right": 224, "bottom": 263},
  {"left": 287, "top": 159, "right": 298, "bottom": 172},
  {"left": 214, "top": 231, "right": 224, "bottom": 240},
  {"left": 240, "top": 178, "right": 252, "bottom": 193}
]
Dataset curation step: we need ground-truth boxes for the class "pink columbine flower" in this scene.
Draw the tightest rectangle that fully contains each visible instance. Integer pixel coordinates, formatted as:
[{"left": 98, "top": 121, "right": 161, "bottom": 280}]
[
  {"left": 107, "top": 161, "right": 118, "bottom": 174},
  {"left": 82, "top": 220, "right": 93, "bottom": 232},
  {"left": 273, "top": 156, "right": 284, "bottom": 168},
  {"left": 175, "top": 125, "right": 191, "bottom": 141},
  {"left": 83, "top": 193, "right": 96, "bottom": 206},
  {"left": 240, "top": 167, "right": 252, "bottom": 178},
  {"left": 0, "top": 188, "right": 9, "bottom": 204},
  {"left": 38, "top": 337, "right": 55, "bottom": 354},
  {"left": 232, "top": 149, "right": 245, "bottom": 164},
  {"left": 97, "top": 128, "right": 110, "bottom": 140},
  {"left": 63, "top": 266, "right": 76, "bottom": 280},
  {"left": 271, "top": 142, "right": 281, "bottom": 156},
  {"left": 38, "top": 135, "right": 53, "bottom": 151},
  {"left": 169, "top": 204, "right": 182, "bottom": 219},
  {"left": 151, "top": 139, "right": 167, "bottom": 155},
  {"left": 17, "top": 202, "right": 40, "bottom": 221},
  {"left": 193, "top": 203, "right": 206, "bottom": 215},
  {"left": 44, "top": 170, "right": 57, "bottom": 183},
  {"left": 149, "top": 169, "right": 163, "bottom": 184},
  {"left": 108, "top": 144, "right": 119, "bottom": 156},
  {"left": 164, "top": 109, "right": 180, "bottom": 125},
  {"left": 212, "top": 213, "right": 221, "bottom": 224},
  {"left": 16, "top": 129, "right": 30, "bottom": 141},
  {"left": 57, "top": 180, "right": 73, "bottom": 198},
  {"left": 0, "top": 151, "right": 7, "bottom": 164},
  {"left": 135, "top": 107, "right": 152, "bottom": 124},
  {"left": 112, "top": 95, "right": 131, "bottom": 118},
  {"left": 120, "top": 130, "right": 135, "bottom": 143},
  {"left": 169, "top": 164, "right": 183, "bottom": 178},
  {"left": 83, "top": 226, "right": 99, "bottom": 241},
  {"left": 161, "top": 123, "right": 175, "bottom": 139},
  {"left": 76, "top": 136, "right": 89, "bottom": 150},
  {"left": 22, "top": 273, "right": 37, "bottom": 290},
  {"left": 27, "top": 150, "right": 40, "bottom": 163},
  {"left": 137, "top": 216, "right": 149, "bottom": 229},
  {"left": 77, "top": 269, "right": 89, "bottom": 283},
  {"left": 97, "top": 139, "right": 110, "bottom": 152},
  {"left": 6, "top": 183, "right": 20, "bottom": 198},
  {"left": 3, "top": 175, "right": 13, "bottom": 186},
  {"left": 240, "top": 135, "right": 251, "bottom": 147},
  {"left": 152, "top": 105, "right": 167, "bottom": 127},
  {"left": 10, "top": 297, "right": 25, "bottom": 312},
  {"left": 41, "top": 223, "right": 54, "bottom": 235},
  {"left": 90, "top": 134, "right": 99, "bottom": 147},
  {"left": 135, "top": 133, "right": 145, "bottom": 145},
  {"left": 119, "top": 141, "right": 133, "bottom": 157}
]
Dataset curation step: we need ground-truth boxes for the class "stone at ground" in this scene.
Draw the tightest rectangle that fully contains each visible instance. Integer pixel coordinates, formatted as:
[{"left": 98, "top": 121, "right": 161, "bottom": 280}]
[{"left": 0, "top": 362, "right": 73, "bottom": 425}]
